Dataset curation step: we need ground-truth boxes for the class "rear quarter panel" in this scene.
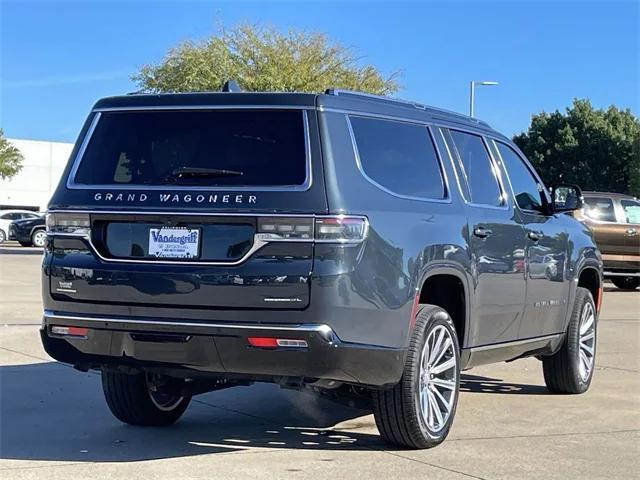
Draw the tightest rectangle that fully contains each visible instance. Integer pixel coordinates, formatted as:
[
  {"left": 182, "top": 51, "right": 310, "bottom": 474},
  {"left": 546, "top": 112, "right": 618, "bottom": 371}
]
[{"left": 318, "top": 111, "right": 472, "bottom": 349}]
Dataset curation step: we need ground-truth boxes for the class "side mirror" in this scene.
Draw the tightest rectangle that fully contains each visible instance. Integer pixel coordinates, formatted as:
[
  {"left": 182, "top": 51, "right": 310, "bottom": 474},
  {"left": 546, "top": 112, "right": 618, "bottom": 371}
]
[{"left": 551, "top": 184, "right": 584, "bottom": 213}]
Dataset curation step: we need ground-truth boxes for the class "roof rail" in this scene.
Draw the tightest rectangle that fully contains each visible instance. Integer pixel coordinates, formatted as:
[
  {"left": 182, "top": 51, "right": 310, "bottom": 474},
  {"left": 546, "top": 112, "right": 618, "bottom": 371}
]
[
  {"left": 324, "top": 88, "right": 491, "bottom": 127},
  {"left": 325, "top": 89, "right": 427, "bottom": 110}
]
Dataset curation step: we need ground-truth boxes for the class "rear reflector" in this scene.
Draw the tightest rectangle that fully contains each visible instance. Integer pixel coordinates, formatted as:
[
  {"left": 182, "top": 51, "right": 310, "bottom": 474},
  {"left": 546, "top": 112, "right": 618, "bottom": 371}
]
[
  {"left": 247, "top": 337, "right": 308, "bottom": 349},
  {"left": 51, "top": 325, "right": 89, "bottom": 337}
]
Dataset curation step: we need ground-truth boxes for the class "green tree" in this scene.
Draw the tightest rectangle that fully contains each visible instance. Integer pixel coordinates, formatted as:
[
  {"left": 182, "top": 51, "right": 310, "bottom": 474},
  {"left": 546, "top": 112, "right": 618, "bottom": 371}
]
[
  {"left": 513, "top": 99, "right": 640, "bottom": 196},
  {"left": 133, "top": 23, "right": 399, "bottom": 95},
  {"left": 0, "top": 129, "right": 24, "bottom": 180}
]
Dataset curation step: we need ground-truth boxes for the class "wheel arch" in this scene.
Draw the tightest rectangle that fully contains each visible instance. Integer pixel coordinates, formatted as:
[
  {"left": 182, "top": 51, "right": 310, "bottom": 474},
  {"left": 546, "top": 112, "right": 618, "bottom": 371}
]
[
  {"left": 577, "top": 266, "right": 602, "bottom": 313},
  {"left": 415, "top": 265, "right": 470, "bottom": 350},
  {"left": 30, "top": 225, "right": 46, "bottom": 236}
]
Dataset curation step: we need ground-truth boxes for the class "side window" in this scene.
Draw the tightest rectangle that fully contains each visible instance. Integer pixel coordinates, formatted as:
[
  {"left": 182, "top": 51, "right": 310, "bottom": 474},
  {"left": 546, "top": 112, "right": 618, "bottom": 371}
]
[
  {"left": 349, "top": 116, "right": 445, "bottom": 199},
  {"left": 0, "top": 213, "right": 11, "bottom": 220},
  {"left": 620, "top": 199, "right": 640, "bottom": 224},
  {"left": 449, "top": 130, "right": 502, "bottom": 206},
  {"left": 584, "top": 197, "right": 616, "bottom": 222},
  {"left": 495, "top": 142, "right": 545, "bottom": 212}
]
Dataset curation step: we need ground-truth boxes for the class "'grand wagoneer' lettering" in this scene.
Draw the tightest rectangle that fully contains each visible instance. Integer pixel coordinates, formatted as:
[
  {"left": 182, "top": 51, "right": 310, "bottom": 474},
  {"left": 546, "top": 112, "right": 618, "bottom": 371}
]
[{"left": 93, "top": 192, "right": 257, "bottom": 204}]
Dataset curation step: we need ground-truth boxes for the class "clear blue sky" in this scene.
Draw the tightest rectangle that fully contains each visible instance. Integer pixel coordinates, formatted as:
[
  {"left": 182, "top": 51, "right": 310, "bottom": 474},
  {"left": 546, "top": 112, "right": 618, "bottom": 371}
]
[{"left": 1, "top": 0, "right": 638, "bottom": 143}]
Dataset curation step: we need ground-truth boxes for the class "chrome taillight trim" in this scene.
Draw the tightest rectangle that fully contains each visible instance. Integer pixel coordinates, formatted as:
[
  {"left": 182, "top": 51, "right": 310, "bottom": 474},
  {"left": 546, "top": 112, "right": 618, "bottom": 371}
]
[{"left": 46, "top": 210, "right": 368, "bottom": 266}]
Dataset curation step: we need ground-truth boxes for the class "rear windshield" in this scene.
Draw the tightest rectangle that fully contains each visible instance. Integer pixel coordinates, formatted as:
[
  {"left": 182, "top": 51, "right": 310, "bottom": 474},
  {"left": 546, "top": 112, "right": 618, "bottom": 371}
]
[{"left": 73, "top": 110, "right": 307, "bottom": 187}]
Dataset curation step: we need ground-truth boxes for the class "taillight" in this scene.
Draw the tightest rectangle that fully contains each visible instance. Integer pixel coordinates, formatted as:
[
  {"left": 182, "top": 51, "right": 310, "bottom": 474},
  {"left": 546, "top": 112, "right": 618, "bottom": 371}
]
[
  {"left": 257, "top": 217, "right": 314, "bottom": 240},
  {"left": 256, "top": 216, "right": 367, "bottom": 244},
  {"left": 315, "top": 216, "right": 367, "bottom": 243},
  {"left": 46, "top": 213, "right": 90, "bottom": 235}
]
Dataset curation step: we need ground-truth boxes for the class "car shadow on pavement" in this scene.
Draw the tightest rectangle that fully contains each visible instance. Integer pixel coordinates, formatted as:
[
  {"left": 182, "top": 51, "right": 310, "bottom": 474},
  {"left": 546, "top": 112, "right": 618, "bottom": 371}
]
[
  {"left": 460, "top": 373, "right": 550, "bottom": 395},
  {"left": 0, "top": 362, "right": 556, "bottom": 463},
  {"left": 0, "top": 361, "right": 384, "bottom": 463}
]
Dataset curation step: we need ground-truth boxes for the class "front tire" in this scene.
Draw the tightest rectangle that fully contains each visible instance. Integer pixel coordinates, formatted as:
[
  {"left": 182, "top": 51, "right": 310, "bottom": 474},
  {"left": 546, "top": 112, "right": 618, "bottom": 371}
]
[
  {"left": 101, "top": 370, "right": 191, "bottom": 426},
  {"left": 372, "top": 305, "right": 460, "bottom": 449},
  {"left": 543, "top": 287, "right": 597, "bottom": 394},
  {"left": 611, "top": 276, "right": 640, "bottom": 291}
]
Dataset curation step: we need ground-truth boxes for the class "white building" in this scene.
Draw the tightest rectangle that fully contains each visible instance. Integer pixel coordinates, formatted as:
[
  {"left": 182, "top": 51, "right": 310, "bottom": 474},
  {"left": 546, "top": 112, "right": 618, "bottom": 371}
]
[{"left": 0, "top": 138, "right": 74, "bottom": 212}]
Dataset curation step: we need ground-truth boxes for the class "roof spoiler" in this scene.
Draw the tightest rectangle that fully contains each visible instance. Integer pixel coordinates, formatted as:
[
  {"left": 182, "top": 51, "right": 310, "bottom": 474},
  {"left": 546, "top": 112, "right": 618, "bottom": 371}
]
[{"left": 222, "top": 80, "right": 242, "bottom": 93}]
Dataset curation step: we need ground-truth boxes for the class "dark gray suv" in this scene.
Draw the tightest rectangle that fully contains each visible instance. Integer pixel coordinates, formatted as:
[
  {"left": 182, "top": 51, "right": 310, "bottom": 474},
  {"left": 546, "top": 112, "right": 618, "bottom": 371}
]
[{"left": 41, "top": 88, "right": 602, "bottom": 448}]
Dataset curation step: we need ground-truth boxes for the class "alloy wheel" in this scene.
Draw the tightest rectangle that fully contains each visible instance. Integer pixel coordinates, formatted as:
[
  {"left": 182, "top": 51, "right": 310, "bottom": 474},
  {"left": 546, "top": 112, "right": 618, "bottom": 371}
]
[
  {"left": 33, "top": 230, "right": 47, "bottom": 248},
  {"left": 418, "top": 325, "right": 457, "bottom": 433},
  {"left": 146, "top": 373, "right": 185, "bottom": 412},
  {"left": 578, "top": 302, "right": 596, "bottom": 381}
]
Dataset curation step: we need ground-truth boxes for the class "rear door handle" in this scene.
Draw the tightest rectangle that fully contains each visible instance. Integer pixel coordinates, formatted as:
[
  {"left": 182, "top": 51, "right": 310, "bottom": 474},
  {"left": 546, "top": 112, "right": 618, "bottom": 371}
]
[
  {"left": 626, "top": 228, "right": 638, "bottom": 236},
  {"left": 528, "top": 231, "right": 543, "bottom": 242},
  {"left": 473, "top": 226, "right": 493, "bottom": 239}
]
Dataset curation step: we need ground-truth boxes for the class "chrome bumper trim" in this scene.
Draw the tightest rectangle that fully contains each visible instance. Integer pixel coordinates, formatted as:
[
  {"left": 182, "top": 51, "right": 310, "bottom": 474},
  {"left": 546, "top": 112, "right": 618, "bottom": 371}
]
[{"left": 43, "top": 310, "right": 335, "bottom": 336}]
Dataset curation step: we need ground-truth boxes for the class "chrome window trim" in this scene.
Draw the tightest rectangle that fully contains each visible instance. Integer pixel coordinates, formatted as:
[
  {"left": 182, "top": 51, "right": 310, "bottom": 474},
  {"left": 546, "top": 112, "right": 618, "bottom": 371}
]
[
  {"left": 444, "top": 128, "right": 509, "bottom": 211},
  {"left": 93, "top": 105, "right": 313, "bottom": 112},
  {"left": 437, "top": 127, "right": 470, "bottom": 203},
  {"left": 48, "top": 209, "right": 318, "bottom": 217},
  {"left": 66, "top": 109, "right": 313, "bottom": 192},
  {"left": 43, "top": 310, "right": 335, "bottom": 334},
  {"left": 319, "top": 106, "right": 498, "bottom": 134},
  {"left": 490, "top": 139, "right": 553, "bottom": 216},
  {"left": 47, "top": 210, "right": 368, "bottom": 266},
  {"left": 345, "top": 114, "right": 452, "bottom": 204}
]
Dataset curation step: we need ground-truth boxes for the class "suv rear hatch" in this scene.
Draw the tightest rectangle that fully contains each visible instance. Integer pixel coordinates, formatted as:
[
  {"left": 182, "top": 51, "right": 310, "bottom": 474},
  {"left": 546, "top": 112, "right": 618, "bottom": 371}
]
[{"left": 48, "top": 98, "right": 329, "bottom": 311}]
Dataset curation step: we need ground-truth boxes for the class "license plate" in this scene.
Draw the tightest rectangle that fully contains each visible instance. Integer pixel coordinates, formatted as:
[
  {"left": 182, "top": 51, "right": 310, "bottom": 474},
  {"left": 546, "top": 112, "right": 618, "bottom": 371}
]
[{"left": 148, "top": 227, "right": 200, "bottom": 259}]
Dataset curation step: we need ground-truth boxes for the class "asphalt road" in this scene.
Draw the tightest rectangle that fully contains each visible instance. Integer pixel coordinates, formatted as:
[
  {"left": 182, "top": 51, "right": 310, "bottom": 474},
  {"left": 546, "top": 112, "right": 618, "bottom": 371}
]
[{"left": 1, "top": 244, "right": 639, "bottom": 479}]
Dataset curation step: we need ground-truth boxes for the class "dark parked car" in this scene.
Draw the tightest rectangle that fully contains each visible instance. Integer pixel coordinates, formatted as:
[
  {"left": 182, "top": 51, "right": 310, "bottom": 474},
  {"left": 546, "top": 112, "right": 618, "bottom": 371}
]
[
  {"left": 573, "top": 192, "right": 640, "bottom": 290},
  {"left": 9, "top": 215, "right": 47, "bottom": 247},
  {"left": 41, "top": 87, "right": 602, "bottom": 449}
]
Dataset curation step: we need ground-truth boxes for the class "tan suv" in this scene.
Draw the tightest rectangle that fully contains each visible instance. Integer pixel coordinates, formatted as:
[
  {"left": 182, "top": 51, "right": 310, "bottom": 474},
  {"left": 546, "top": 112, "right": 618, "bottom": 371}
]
[{"left": 574, "top": 192, "right": 640, "bottom": 290}]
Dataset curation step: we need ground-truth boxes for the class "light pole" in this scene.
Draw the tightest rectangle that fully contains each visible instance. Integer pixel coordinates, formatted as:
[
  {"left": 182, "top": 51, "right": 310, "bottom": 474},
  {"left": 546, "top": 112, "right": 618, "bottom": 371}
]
[{"left": 469, "top": 81, "right": 498, "bottom": 117}]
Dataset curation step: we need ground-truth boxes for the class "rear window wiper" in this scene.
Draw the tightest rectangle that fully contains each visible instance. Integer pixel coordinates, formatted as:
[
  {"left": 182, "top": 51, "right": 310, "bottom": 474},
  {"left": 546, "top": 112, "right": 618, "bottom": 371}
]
[{"left": 165, "top": 167, "right": 244, "bottom": 182}]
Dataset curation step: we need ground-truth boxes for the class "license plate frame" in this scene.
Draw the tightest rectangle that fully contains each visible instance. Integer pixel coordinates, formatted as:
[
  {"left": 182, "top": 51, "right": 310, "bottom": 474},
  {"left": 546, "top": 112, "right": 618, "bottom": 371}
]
[{"left": 148, "top": 227, "right": 201, "bottom": 259}]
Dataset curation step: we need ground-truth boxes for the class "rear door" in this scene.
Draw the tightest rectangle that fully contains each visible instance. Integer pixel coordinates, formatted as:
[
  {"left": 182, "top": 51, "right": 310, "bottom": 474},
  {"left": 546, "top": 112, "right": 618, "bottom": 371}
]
[
  {"left": 48, "top": 106, "right": 327, "bottom": 311},
  {"left": 444, "top": 129, "right": 527, "bottom": 346}
]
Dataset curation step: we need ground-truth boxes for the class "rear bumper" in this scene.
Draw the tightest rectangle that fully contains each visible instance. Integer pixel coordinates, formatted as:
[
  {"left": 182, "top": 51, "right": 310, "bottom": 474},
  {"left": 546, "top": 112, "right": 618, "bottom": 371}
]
[{"left": 41, "top": 310, "right": 405, "bottom": 387}]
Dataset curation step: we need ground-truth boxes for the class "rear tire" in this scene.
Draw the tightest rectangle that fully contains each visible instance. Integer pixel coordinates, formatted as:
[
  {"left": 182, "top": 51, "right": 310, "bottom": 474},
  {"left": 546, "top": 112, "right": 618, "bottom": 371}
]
[
  {"left": 543, "top": 287, "right": 597, "bottom": 394},
  {"left": 372, "top": 305, "right": 460, "bottom": 449},
  {"left": 610, "top": 276, "right": 640, "bottom": 291},
  {"left": 101, "top": 370, "right": 191, "bottom": 426}
]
